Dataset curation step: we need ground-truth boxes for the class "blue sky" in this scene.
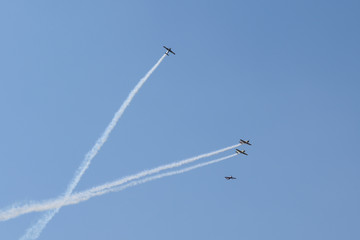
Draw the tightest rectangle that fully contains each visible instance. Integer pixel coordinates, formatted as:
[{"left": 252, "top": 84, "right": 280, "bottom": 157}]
[{"left": 0, "top": 0, "right": 359, "bottom": 239}]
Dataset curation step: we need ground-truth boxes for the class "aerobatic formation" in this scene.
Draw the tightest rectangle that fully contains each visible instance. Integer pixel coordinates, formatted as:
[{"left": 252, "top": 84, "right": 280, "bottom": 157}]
[
  {"left": 0, "top": 46, "right": 253, "bottom": 239},
  {"left": 225, "top": 139, "right": 252, "bottom": 180}
]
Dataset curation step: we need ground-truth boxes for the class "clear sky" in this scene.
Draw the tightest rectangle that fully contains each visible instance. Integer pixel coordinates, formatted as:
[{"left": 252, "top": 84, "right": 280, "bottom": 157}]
[{"left": 1, "top": 0, "right": 359, "bottom": 239}]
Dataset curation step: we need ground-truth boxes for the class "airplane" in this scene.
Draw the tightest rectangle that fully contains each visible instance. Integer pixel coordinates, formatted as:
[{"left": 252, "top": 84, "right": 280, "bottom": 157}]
[
  {"left": 240, "top": 139, "right": 252, "bottom": 145},
  {"left": 225, "top": 176, "right": 236, "bottom": 180},
  {"left": 236, "top": 149, "right": 248, "bottom": 155},
  {"left": 163, "top": 46, "right": 175, "bottom": 55}
]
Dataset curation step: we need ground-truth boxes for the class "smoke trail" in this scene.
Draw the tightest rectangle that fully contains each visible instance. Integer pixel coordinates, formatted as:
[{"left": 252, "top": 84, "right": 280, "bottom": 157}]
[
  {"left": 49, "top": 153, "right": 237, "bottom": 208},
  {"left": 1, "top": 145, "right": 240, "bottom": 222},
  {"left": 19, "top": 54, "right": 167, "bottom": 240},
  {"left": 86, "top": 143, "right": 240, "bottom": 195},
  {"left": 85, "top": 153, "right": 238, "bottom": 198},
  {"left": 0, "top": 154, "right": 237, "bottom": 221}
]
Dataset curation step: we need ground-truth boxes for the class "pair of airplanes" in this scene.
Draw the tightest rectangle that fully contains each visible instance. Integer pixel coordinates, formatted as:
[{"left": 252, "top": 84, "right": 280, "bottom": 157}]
[
  {"left": 235, "top": 139, "right": 251, "bottom": 156},
  {"left": 225, "top": 139, "right": 252, "bottom": 180}
]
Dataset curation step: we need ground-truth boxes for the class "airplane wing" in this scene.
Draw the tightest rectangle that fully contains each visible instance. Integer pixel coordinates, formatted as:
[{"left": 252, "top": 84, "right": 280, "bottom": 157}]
[{"left": 169, "top": 50, "right": 175, "bottom": 55}]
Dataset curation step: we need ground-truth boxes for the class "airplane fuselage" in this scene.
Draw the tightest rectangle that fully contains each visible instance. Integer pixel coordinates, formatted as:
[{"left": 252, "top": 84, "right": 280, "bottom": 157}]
[
  {"left": 236, "top": 149, "right": 248, "bottom": 155},
  {"left": 240, "top": 139, "right": 252, "bottom": 145},
  {"left": 225, "top": 176, "right": 236, "bottom": 180},
  {"left": 163, "top": 46, "right": 175, "bottom": 55}
]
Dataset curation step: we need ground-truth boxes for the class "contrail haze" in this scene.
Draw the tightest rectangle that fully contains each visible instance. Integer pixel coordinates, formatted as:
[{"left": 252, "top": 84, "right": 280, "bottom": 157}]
[
  {"left": 19, "top": 54, "right": 167, "bottom": 240},
  {"left": 0, "top": 153, "right": 237, "bottom": 221}
]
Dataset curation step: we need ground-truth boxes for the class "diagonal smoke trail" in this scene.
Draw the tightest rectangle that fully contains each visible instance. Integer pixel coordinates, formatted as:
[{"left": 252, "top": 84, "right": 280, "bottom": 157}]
[
  {"left": 19, "top": 54, "right": 167, "bottom": 240},
  {"left": 84, "top": 153, "right": 238, "bottom": 199},
  {"left": 0, "top": 153, "right": 237, "bottom": 220},
  {"left": 1, "top": 145, "right": 240, "bottom": 222},
  {"left": 50, "top": 153, "right": 237, "bottom": 209},
  {"left": 86, "top": 143, "right": 240, "bottom": 195}
]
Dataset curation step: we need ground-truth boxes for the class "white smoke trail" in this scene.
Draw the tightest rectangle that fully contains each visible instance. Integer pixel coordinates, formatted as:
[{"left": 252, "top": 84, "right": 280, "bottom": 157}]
[
  {"left": 49, "top": 153, "right": 237, "bottom": 208},
  {"left": 85, "top": 143, "right": 240, "bottom": 195},
  {"left": 19, "top": 54, "right": 167, "bottom": 240},
  {"left": 86, "top": 153, "right": 238, "bottom": 198},
  {"left": 0, "top": 153, "right": 237, "bottom": 221},
  {"left": 1, "top": 145, "right": 240, "bottom": 222}
]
